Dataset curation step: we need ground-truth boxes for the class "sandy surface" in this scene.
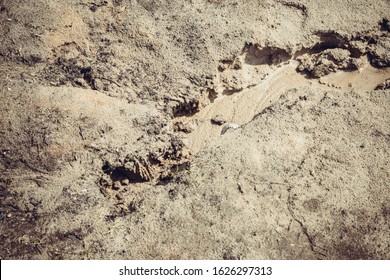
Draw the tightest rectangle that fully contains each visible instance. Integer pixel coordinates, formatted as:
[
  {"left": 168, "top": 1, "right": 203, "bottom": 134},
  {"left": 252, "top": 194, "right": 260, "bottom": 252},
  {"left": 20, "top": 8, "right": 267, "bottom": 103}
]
[{"left": 0, "top": 0, "right": 389, "bottom": 259}]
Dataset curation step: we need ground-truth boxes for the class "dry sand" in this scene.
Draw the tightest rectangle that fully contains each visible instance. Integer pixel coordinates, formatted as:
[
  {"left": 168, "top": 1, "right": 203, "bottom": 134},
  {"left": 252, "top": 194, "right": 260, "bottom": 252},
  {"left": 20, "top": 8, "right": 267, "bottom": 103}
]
[{"left": 0, "top": 0, "right": 389, "bottom": 259}]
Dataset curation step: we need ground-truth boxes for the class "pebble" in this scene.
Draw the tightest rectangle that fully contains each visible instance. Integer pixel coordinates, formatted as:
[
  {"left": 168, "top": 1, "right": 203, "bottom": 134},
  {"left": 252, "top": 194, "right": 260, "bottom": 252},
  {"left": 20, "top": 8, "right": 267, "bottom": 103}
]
[
  {"left": 211, "top": 114, "right": 226, "bottom": 125},
  {"left": 121, "top": 179, "right": 130, "bottom": 185},
  {"left": 221, "top": 123, "right": 240, "bottom": 135}
]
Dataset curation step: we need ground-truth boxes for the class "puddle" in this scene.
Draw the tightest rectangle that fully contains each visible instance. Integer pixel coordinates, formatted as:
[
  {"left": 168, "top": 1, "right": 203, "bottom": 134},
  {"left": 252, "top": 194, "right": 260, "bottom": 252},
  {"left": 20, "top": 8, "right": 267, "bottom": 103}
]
[{"left": 319, "top": 57, "right": 390, "bottom": 90}]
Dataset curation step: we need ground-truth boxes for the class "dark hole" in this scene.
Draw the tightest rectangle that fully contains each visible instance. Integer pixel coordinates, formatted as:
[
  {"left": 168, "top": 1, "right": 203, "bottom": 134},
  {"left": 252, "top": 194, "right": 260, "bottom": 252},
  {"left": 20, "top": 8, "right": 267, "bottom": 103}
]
[
  {"left": 80, "top": 67, "right": 97, "bottom": 90},
  {"left": 102, "top": 161, "right": 111, "bottom": 173},
  {"left": 110, "top": 167, "right": 148, "bottom": 183},
  {"left": 172, "top": 100, "right": 200, "bottom": 117},
  {"left": 380, "top": 18, "right": 389, "bottom": 31}
]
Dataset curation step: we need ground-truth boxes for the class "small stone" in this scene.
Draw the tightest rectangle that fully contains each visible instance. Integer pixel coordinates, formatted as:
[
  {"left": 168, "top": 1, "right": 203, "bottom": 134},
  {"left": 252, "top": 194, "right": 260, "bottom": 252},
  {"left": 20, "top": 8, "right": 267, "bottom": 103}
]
[
  {"left": 211, "top": 114, "right": 226, "bottom": 125},
  {"left": 121, "top": 179, "right": 129, "bottom": 185},
  {"left": 173, "top": 121, "right": 193, "bottom": 133},
  {"left": 221, "top": 123, "right": 240, "bottom": 135},
  {"left": 90, "top": 4, "right": 98, "bottom": 12}
]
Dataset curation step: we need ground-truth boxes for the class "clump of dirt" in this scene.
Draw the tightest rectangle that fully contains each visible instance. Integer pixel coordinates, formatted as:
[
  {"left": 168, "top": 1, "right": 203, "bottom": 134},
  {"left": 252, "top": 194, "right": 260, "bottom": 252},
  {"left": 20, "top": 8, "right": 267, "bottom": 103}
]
[
  {"left": 369, "top": 36, "right": 390, "bottom": 67},
  {"left": 297, "top": 48, "right": 359, "bottom": 77},
  {"left": 375, "top": 78, "right": 390, "bottom": 89}
]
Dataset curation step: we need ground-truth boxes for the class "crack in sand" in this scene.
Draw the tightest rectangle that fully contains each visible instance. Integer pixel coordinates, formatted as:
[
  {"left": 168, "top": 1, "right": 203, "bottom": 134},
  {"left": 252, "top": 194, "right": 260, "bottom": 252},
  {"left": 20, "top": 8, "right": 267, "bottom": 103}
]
[{"left": 287, "top": 189, "right": 327, "bottom": 258}]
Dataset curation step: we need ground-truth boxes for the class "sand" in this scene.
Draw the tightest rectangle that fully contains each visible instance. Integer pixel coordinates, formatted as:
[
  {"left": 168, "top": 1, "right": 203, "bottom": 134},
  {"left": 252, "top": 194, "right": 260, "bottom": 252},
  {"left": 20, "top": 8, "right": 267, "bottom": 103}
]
[{"left": 0, "top": 0, "right": 389, "bottom": 259}]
